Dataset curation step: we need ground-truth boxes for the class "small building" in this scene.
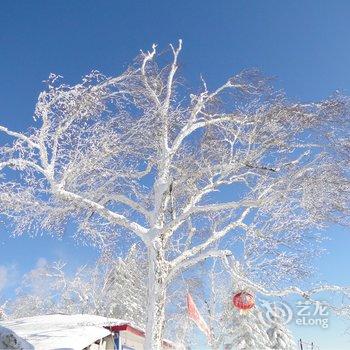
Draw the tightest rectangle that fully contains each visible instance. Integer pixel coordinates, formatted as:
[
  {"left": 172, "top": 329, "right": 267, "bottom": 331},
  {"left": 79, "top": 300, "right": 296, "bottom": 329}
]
[
  {"left": 110, "top": 323, "right": 175, "bottom": 350},
  {"left": 0, "top": 314, "right": 175, "bottom": 350}
]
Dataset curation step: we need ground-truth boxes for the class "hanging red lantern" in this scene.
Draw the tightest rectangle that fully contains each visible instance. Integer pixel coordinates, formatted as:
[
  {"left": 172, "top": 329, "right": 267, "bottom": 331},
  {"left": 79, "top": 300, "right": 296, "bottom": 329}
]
[{"left": 232, "top": 291, "right": 255, "bottom": 311}]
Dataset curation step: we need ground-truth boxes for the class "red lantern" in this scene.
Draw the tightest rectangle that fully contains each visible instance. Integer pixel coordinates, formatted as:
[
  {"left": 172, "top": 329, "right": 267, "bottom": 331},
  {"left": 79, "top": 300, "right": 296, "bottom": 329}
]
[{"left": 232, "top": 291, "right": 255, "bottom": 311}]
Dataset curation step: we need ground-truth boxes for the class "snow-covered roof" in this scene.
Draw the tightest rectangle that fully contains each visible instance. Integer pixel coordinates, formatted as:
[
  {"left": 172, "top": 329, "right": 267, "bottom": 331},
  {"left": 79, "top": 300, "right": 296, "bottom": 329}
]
[{"left": 0, "top": 314, "right": 128, "bottom": 350}]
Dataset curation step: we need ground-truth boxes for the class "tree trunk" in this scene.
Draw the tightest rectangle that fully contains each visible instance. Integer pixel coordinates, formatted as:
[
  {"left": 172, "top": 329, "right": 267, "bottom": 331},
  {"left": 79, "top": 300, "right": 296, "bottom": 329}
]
[{"left": 144, "top": 244, "right": 167, "bottom": 350}]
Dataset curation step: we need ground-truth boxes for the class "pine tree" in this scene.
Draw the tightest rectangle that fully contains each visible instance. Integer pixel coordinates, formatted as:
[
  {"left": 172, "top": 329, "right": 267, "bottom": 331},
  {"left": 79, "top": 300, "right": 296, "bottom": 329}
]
[
  {"left": 266, "top": 306, "right": 296, "bottom": 350},
  {"left": 231, "top": 307, "right": 272, "bottom": 350},
  {"left": 108, "top": 244, "right": 147, "bottom": 327}
]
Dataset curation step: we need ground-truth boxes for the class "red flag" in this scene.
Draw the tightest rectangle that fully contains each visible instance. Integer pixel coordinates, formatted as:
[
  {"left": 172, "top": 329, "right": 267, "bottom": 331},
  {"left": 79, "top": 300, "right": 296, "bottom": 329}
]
[{"left": 187, "top": 293, "right": 211, "bottom": 339}]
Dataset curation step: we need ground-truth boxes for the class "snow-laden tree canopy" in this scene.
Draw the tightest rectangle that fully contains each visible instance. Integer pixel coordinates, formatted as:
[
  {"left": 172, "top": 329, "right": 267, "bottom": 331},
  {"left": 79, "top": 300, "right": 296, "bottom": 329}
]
[{"left": 0, "top": 41, "right": 349, "bottom": 348}]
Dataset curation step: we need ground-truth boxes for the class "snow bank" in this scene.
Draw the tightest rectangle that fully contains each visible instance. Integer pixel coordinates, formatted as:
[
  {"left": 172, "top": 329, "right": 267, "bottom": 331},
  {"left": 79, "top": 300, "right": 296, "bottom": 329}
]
[{"left": 0, "top": 325, "right": 34, "bottom": 349}]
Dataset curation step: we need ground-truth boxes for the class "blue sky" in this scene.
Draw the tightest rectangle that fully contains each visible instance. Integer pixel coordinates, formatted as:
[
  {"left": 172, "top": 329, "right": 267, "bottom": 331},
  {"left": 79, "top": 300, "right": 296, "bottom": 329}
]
[{"left": 1, "top": 1, "right": 350, "bottom": 348}]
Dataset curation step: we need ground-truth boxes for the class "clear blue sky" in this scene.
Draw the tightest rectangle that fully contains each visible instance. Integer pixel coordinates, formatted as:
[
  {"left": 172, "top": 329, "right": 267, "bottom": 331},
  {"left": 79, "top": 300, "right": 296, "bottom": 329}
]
[{"left": 1, "top": 1, "right": 350, "bottom": 348}]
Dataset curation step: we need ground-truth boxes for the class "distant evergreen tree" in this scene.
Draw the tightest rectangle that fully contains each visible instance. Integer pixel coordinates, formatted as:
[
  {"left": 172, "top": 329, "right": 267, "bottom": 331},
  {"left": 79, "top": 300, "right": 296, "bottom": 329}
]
[
  {"left": 231, "top": 307, "right": 272, "bottom": 350},
  {"left": 266, "top": 306, "right": 296, "bottom": 350}
]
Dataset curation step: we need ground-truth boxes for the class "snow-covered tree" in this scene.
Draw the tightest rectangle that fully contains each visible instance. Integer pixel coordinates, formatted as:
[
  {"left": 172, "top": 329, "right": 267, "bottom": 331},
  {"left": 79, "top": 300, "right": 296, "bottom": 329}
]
[
  {"left": 0, "top": 302, "right": 7, "bottom": 321},
  {"left": 266, "top": 306, "right": 296, "bottom": 350},
  {"left": 0, "top": 41, "right": 349, "bottom": 348},
  {"left": 194, "top": 261, "right": 236, "bottom": 350},
  {"left": 231, "top": 307, "right": 272, "bottom": 350},
  {"left": 5, "top": 245, "right": 147, "bottom": 326}
]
